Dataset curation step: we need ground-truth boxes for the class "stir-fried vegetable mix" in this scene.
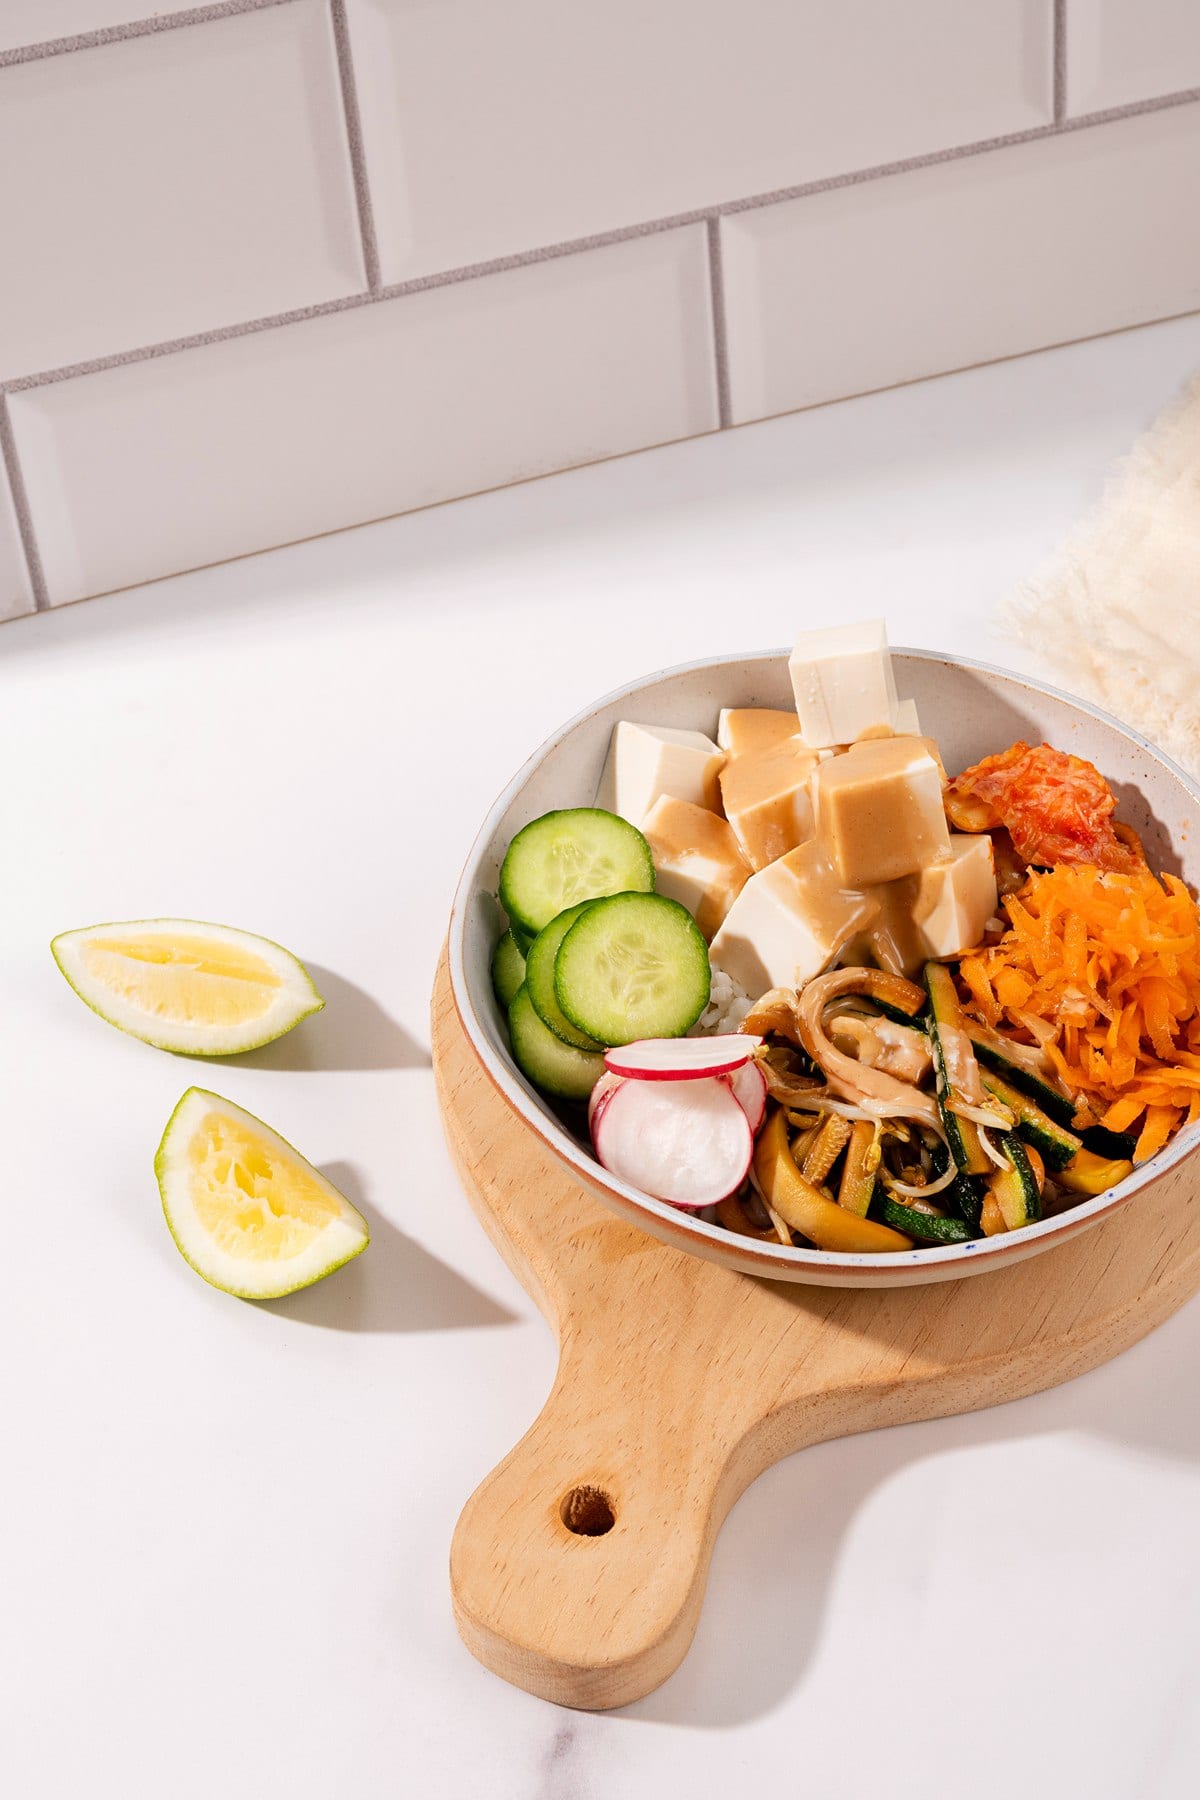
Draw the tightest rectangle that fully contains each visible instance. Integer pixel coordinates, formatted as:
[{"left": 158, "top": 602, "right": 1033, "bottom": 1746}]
[
  {"left": 727, "top": 959, "right": 1129, "bottom": 1253},
  {"left": 718, "top": 742, "right": 1198, "bottom": 1254}
]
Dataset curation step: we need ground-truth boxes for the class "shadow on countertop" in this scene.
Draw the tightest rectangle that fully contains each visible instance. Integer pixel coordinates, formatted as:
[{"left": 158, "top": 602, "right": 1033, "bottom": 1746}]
[
  {"left": 623, "top": 1289, "right": 1200, "bottom": 1729},
  {"left": 258, "top": 1160, "right": 517, "bottom": 1335},
  {"left": 218, "top": 965, "right": 431, "bottom": 1073}
]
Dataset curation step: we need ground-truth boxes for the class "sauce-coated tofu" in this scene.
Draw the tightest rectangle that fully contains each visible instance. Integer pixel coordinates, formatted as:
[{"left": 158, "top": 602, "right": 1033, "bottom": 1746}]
[
  {"left": 788, "top": 617, "right": 899, "bottom": 748},
  {"left": 641, "top": 796, "right": 752, "bottom": 940},
  {"left": 709, "top": 841, "right": 879, "bottom": 996},
  {"left": 717, "top": 707, "right": 803, "bottom": 757},
  {"left": 816, "top": 737, "right": 950, "bottom": 886},
  {"left": 719, "top": 737, "right": 819, "bottom": 871},
  {"left": 594, "top": 721, "right": 723, "bottom": 827}
]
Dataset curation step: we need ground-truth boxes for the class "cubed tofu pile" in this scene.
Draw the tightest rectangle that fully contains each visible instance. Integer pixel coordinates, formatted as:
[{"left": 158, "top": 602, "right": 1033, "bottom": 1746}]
[{"left": 592, "top": 620, "right": 998, "bottom": 1000}]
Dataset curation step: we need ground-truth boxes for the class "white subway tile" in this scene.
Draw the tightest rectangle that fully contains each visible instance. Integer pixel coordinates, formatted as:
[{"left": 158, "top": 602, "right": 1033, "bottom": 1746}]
[
  {"left": 345, "top": 0, "right": 1052, "bottom": 284},
  {"left": 9, "top": 228, "right": 717, "bottom": 607},
  {"left": 1065, "top": 0, "right": 1200, "bottom": 115},
  {"left": 0, "top": 3, "right": 204, "bottom": 54},
  {"left": 720, "top": 104, "right": 1200, "bottom": 425},
  {"left": 0, "top": 460, "right": 35, "bottom": 622},
  {"left": 0, "top": 1, "right": 364, "bottom": 381}
]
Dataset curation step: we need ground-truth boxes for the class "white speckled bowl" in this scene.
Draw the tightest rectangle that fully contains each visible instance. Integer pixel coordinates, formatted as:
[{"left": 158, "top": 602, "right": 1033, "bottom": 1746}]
[{"left": 449, "top": 649, "right": 1200, "bottom": 1287}]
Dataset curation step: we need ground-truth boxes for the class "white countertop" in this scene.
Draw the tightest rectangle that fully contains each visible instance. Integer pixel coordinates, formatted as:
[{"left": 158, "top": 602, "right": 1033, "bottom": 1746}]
[{"left": 5, "top": 316, "right": 1200, "bottom": 1800}]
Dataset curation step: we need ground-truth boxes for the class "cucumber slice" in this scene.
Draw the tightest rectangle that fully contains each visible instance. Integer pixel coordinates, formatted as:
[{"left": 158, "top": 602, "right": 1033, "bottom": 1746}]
[
  {"left": 554, "top": 893, "right": 710, "bottom": 1046},
  {"left": 499, "top": 809, "right": 655, "bottom": 939},
  {"left": 491, "top": 930, "right": 527, "bottom": 1010},
  {"left": 507, "top": 986, "right": 605, "bottom": 1101},
  {"left": 979, "top": 1068, "right": 1081, "bottom": 1171},
  {"left": 525, "top": 904, "right": 603, "bottom": 1051},
  {"left": 876, "top": 1197, "right": 974, "bottom": 1245}
]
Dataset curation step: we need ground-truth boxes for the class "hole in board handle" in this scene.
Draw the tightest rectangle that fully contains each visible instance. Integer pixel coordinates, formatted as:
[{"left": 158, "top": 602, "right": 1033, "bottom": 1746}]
[{"left": 560, "top": 1485, "right": 616, "bottom": 1536}]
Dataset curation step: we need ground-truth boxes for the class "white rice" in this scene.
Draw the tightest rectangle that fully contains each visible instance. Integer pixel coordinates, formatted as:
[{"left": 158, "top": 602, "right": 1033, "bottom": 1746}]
[{"left": 689, "top": 964, "right": 755, "bottom": 1036}]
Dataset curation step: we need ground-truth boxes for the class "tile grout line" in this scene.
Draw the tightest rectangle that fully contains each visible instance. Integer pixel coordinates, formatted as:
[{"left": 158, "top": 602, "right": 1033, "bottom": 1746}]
[
  {"left": 717, "top": 83, "right": 1200, "bottom": 217},
  {"left": 1053, "top": 0, "right": 1068, "bottom": 125},
  {"left": 705, "top": 217, "right": 733, "bottom": 429},
  {"left": 328, "top": 0, "right": 382, "bottom": 293},
  {"left": 0, "top": 394, "right": 50, "bottom": 610},
  {"left": 0, "top": 0, "right": 296, "bottom": 67},
  {"left": 2, "top": 84, "right": 1199, "bottom": 401}
]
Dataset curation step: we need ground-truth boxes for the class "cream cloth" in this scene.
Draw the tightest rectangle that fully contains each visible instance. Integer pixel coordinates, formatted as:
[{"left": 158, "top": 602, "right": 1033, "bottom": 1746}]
[{"left": 1003, "top": 376, "right": 1200, "bottom": 778}]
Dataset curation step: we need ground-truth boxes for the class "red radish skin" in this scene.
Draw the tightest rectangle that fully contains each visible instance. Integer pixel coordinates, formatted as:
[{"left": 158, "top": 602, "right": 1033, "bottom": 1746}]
[
  {"left": 604, "top": 1034, "right": 761, "bottom": 1083},
  {"left": 727, "top": 1060, "right": 768, "bottom": 1134},
  {"left": 592, "top": 1076, "right": 753, "bottom": 1209},
  {"left": 587, "top": 1070, "right": 624, "bottom": 1135}
]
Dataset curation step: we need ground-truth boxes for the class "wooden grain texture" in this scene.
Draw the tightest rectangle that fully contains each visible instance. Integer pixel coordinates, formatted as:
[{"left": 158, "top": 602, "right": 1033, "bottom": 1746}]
[{"left": 432, "top": 951, "right": 1200, "bottom": 1711}]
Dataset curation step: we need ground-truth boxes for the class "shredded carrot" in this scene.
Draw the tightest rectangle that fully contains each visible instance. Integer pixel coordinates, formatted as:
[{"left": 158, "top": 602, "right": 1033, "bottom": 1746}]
[{"left": 958, "top": 864, "right": 1200, "bottom": 1161}]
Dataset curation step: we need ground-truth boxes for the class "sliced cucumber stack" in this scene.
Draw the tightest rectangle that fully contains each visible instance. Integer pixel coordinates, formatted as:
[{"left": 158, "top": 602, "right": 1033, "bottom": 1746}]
[
  {"left": 508, "top": 987, "right": 605, "bottom": 1100},
  {"left": 524, "top": 903, "right": 604, "bottom": 1051},
  {"left": 492, "top": 808, "right": 709, "bottom": 1101},
  {"left": 499, "top": 808, "right": 655, "bottom": 940},
  {"left": 491, "top": 930, "right": 527, "bottom": 1010},
  {"left": 555, "top": 892, "right": 710, "bottom": 1046}
]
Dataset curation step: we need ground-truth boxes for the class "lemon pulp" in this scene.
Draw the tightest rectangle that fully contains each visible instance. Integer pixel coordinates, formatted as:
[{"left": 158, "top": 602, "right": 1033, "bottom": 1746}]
[
  {"left": 189, "top": 1108, "right": 339, "bottom": 1264},
  {"left": 81, "top": 933, "right": 282, "bottom": 1027}
]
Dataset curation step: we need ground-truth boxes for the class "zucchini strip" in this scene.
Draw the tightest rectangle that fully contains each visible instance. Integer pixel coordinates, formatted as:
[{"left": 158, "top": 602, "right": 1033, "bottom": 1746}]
[
  {"left": 978, "top": 1068, "right": 1081, "bottom": 1170},
  {"left": 837, "top": 1120, "right": 879, "bottom": 1218},
  {"left": 987, "top": 1132, "right": 1042, "bottom": 1231},
  {"left": 924, "top": 963, "right": 992, "bottom": 1175},
  {"left": 1056, "top": 1147, "right": 1134, "bottom": 1196},
  {"left": 967, "top": 1026, "right": 1077, "bottom": 1127}
]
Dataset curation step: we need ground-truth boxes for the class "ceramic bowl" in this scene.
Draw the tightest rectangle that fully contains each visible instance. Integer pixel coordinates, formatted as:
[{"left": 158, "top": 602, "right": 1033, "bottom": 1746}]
[{"left": 448, "top": 648, "right": 1200, "bottom": 1287}]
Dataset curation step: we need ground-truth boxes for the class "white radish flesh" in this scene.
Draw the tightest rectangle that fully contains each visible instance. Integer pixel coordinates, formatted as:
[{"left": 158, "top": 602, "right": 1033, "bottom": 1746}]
[
  {"left": 727, "top": 1059, "right": 768, "bottom": 1134},
  {"left": 604, "top": 1034, "right": 761, "bottom": 1082},
  {"left": 592, "top": 1076, "right": 753, "bottom": 1209}
]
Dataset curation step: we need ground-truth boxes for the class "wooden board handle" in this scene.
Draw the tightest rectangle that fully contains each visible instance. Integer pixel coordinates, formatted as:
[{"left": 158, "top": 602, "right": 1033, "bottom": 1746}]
[{"left": 450, "top": 1313, "right": 773, "bottom": 1711}]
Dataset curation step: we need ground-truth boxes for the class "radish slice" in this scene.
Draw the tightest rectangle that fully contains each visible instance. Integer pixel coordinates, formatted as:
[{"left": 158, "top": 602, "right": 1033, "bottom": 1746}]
[
  {"left": 592, "top": 1076, "right": 753, "bottom": 1209},
  {"left": 587, "top": 1070, "right": 624, "bottom": 1133},
  {"left": 726, "top": 1059, "right": 768, "bottom": 1134},
  {"left": 604, "top": 1034, "right": 761, "bottom": 1082}
]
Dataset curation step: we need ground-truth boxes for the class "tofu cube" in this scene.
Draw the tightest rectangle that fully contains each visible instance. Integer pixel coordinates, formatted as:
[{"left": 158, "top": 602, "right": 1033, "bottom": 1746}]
[
  {"left": 719, "top": 737, "right": 819, "bottom": 871},
  {"left": 709, "top": 840, "right": 879, "bottom": 996},
  {"left": 641, "top": 796, "right": 752, "bottom": 940},
  {"left": 912, "top": 833, "right": 997, "bottom": 960},
  {"left": 816, "top": 737, "right": 950, "bottom": 887},
  {"left": 717, "top": 707, "right": 803, "bottom": 756},
  {"left": 788, "top": 617, "right": 899, "bottom": 748},
  {"left": 594, "top": 721, "right": 723, "bottom": 827}
]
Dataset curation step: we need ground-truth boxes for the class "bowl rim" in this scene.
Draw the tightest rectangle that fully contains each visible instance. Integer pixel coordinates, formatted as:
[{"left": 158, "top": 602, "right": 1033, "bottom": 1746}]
[{"left": 448, "top": 644, "right": 1200, "bottom": 1277}]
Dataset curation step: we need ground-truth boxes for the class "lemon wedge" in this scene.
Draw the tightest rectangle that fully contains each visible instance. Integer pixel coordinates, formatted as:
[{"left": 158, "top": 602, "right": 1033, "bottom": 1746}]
[
  {"left": 155, "top": 1089, "right": 369, "bottom": 1298},
  {"left": 51, "top": 918, "right": 323, "bottom": 1055}
]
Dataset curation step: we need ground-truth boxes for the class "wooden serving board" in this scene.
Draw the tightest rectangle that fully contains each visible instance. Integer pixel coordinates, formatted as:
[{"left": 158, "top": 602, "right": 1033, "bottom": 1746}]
[{"left": 432, "top": 952, "right": 1200, "bottom": 1711}]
